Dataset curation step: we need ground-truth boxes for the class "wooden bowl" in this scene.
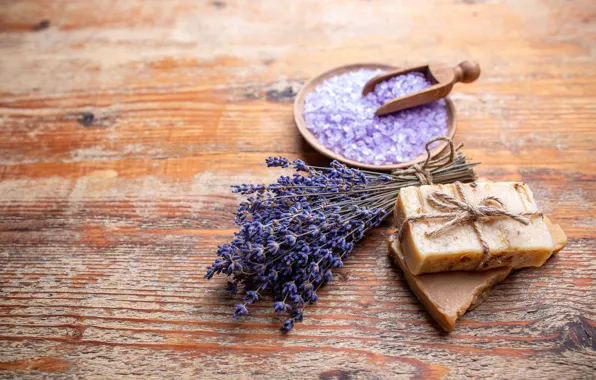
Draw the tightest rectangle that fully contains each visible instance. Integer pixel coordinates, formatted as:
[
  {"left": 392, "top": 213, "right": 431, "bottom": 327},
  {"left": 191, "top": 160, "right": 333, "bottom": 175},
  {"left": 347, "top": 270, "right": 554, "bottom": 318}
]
[{"left": 293, "top": 63, "right": 457, "bottom": 171}]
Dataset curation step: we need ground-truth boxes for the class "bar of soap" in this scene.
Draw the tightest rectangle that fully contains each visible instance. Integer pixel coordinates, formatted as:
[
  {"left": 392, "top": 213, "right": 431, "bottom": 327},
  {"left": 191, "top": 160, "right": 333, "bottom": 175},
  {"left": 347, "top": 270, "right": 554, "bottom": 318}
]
[
  {"left": 544, "top": 217, "right": 568, "bottom": 254},
  {"left": 388, "top": 234, "right": 510, "bottom": 332},
  {"left": 388, "top": 217, "right": 567, "bottom": 332},
  {"left": 395, "top": 182, "right": 555, "bottom": 275}
]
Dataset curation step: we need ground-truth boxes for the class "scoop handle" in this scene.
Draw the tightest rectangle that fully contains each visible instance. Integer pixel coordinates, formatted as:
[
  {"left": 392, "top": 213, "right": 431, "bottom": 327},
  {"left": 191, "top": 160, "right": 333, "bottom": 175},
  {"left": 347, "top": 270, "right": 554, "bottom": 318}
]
[{"left": 453, "top": 61, "right": 481, "bottom": 84}]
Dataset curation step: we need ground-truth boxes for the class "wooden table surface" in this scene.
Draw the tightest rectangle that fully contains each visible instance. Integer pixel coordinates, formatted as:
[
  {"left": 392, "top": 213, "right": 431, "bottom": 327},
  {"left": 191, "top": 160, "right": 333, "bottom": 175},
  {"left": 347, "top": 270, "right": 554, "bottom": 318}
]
[{"left": 1, "top": 0, "right": 595, "bottom": 378}]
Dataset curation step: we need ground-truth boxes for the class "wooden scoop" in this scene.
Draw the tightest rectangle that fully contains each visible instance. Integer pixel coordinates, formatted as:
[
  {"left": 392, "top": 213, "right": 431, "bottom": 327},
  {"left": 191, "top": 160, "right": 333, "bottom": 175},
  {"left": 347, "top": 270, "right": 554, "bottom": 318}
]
[{"left": 362, "top": 61, "right": 481, "bottom": 116}]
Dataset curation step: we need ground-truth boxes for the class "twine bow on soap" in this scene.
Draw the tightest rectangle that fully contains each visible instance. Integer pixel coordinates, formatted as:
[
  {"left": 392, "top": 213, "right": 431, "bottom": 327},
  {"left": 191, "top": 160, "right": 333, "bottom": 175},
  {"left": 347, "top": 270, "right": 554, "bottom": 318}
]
[{"left": 398, "top": 182, "right": 543, "bottom": 269}]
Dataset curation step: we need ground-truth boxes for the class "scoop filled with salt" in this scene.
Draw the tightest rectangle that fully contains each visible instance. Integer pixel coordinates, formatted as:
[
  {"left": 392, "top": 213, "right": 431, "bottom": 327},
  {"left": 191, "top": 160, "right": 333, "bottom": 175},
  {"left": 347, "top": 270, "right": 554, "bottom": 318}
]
[
  {"left": 363, "top": 61, "right": 480, "bottom": 116},
  {"left": 294, "top": 63, "right": 457, "bottom": 171}
]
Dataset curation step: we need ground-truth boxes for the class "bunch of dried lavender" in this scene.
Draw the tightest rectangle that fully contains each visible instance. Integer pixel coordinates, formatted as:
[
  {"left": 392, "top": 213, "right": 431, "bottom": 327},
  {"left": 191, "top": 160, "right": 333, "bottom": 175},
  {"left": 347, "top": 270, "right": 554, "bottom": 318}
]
[{"left": 204, "top": 140, "right": 477, "bottom": 332}]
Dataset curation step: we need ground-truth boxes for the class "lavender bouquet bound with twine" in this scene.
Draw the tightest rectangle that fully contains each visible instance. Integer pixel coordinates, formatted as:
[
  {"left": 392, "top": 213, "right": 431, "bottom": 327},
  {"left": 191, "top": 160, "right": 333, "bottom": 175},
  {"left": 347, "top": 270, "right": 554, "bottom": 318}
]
[{"left": 204, "top": 136, "right": 477, "bottom": 332}]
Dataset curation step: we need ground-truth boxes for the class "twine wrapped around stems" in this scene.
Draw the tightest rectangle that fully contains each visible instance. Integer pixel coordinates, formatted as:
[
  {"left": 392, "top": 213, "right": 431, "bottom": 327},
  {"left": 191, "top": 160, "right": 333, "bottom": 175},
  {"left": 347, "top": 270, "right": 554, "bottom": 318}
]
[
  {"left": 391, "top": 136, "right": 460, "bottom": 185},
  {"left": 397, "top": 181, "right": 543, "bottom": 269}
]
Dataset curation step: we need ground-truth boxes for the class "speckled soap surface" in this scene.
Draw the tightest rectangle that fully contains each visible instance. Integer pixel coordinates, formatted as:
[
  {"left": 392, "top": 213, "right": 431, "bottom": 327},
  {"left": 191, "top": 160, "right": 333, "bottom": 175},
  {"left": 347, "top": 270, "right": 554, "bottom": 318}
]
[{"left": 395, "top": 182, "right": 555, "bottom": 275}]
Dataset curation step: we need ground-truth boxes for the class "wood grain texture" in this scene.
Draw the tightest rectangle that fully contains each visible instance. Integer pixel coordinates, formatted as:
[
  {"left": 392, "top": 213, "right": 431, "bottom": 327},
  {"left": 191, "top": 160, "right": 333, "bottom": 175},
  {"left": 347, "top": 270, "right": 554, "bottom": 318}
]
[{"left": 0, "top": 0, "right": 595, "bottom": 378}]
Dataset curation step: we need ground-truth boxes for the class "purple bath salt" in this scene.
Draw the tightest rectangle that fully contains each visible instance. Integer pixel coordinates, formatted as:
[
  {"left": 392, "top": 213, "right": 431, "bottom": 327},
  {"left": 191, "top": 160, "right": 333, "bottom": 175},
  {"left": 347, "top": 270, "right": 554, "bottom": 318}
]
[{"left": 303, "top": 69, "right": 448, "bottom": 165}]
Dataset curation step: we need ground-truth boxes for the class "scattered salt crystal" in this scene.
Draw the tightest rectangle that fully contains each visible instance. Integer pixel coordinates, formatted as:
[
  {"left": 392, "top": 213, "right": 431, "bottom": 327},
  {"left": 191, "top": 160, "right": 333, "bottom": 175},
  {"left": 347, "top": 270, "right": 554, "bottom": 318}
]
[{"left": 303, "top": 69, "right": 448, "bottom": 165}]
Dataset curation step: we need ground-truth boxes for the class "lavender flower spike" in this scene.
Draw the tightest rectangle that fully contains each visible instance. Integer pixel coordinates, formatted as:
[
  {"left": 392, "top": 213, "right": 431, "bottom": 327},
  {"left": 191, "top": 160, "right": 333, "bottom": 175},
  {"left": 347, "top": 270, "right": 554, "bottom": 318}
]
[{"left": 204, "top": 157, "right": 390, "bottom": 332}]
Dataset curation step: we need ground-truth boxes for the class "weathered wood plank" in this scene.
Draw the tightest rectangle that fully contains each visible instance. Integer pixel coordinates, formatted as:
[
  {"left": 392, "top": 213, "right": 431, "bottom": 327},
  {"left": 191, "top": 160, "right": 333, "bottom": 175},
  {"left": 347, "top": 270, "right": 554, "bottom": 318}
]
[{"left": 1, "top": 0, "right": 595, "bottom": 378}]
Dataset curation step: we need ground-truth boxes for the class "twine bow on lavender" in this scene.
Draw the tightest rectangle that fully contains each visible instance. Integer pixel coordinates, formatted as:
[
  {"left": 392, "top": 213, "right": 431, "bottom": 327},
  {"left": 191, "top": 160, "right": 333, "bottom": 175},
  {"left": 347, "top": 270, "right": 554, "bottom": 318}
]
[
  {"left": 391, "top": 136, "right": 460, "bottom": 186},
  {"left": 398, "top": 181, "right": 543, "bottom": 268}
]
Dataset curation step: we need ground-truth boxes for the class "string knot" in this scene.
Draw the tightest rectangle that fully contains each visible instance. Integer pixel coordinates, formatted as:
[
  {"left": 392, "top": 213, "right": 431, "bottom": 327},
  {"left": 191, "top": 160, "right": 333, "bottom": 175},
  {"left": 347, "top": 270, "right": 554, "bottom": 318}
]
[
  {"left": 411, "top": 163, "right": 433, "bottom": 185},
  {"left": 391, "top": 136, "right": 459, "bottom": 186}
]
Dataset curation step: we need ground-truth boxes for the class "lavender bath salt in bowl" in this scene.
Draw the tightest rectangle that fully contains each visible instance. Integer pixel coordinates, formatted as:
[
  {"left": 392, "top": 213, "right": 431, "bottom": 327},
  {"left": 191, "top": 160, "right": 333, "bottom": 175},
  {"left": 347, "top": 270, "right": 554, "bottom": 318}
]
[{"left": 294, "top": 64, "right": 456, "bottom": 171}]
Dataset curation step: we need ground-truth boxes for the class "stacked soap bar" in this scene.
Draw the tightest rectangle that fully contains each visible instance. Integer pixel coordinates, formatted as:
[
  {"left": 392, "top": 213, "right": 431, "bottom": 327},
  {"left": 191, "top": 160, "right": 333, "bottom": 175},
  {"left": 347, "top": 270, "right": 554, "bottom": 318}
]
[
  {"left": 389, "top": 182, "right": 567, "bottom": 332},
  {"left": 395, "top": 182, "right": 555, "bottom": 275}
]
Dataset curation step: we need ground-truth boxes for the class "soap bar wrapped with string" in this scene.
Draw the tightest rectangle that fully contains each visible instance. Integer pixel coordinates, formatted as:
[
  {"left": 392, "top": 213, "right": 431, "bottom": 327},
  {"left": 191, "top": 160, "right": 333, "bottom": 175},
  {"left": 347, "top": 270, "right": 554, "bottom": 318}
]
[
  {"left": 395, "top": 180, "right": 557, "bottom": 275},
  {"left": 204, "top": 136, "right": 477, "bottom": 332}
]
